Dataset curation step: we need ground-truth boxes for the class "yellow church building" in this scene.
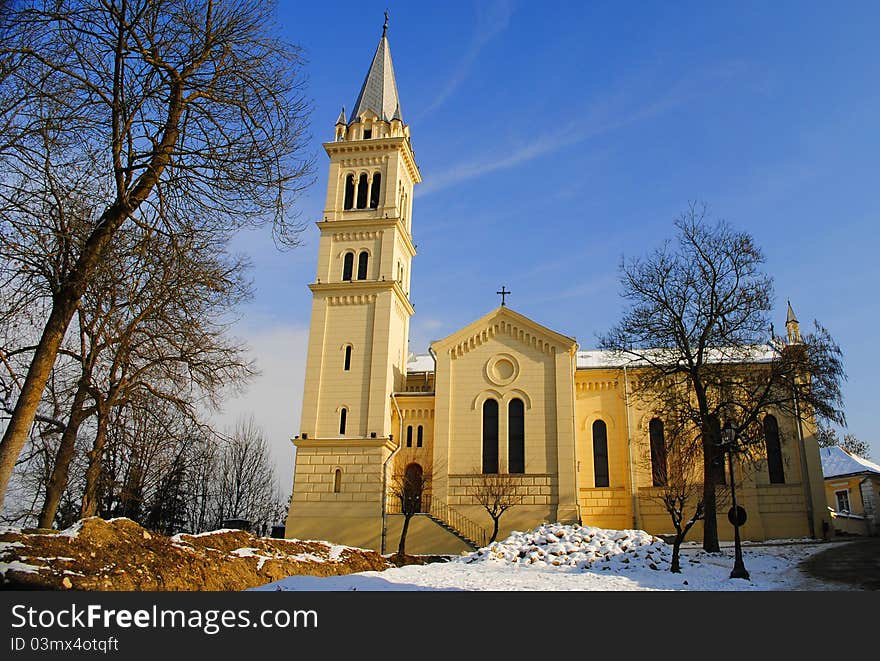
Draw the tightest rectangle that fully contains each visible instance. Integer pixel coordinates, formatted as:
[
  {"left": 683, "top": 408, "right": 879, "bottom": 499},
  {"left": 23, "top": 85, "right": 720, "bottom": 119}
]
[{"left": 285, "top": 25, "right": 829, "bottom": 554}]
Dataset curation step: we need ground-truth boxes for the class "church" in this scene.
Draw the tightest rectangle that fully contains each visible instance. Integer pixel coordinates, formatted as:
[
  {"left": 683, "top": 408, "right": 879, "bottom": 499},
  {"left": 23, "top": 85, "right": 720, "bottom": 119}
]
[{"left": 284, "top": 24, "right": 829, "bottom": 554}]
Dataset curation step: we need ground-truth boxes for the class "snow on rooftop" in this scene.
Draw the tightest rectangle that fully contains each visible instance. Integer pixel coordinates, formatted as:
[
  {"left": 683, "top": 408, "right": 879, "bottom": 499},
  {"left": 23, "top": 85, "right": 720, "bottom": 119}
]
[
  {"left": 406, "top": 353, "right": 434, "bottom": 372},
  {"left": 820, "top": 445, "right": 880, "bottom": 478},
  {"left": 407, "top": 345, "right": 777, "bottom": 373}
]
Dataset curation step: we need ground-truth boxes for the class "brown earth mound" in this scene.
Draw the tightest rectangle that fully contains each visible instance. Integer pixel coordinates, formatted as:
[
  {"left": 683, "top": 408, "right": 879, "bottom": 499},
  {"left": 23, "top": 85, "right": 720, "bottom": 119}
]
[{"left": 0, "top": 517, "right": 393, "bottom": 591}]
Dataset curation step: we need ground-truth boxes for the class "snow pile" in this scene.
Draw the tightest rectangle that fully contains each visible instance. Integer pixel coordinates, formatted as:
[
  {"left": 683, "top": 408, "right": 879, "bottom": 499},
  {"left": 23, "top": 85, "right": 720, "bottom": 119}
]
[{"left": 464, "top": 523, "right": 678, "bottom": 572}]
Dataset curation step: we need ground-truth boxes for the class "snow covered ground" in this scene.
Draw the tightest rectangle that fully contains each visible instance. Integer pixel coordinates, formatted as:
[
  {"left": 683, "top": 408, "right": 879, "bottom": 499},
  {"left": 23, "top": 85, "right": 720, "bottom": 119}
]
[{"left": 252, "top": 523, "right": 856, "bottom": 592}]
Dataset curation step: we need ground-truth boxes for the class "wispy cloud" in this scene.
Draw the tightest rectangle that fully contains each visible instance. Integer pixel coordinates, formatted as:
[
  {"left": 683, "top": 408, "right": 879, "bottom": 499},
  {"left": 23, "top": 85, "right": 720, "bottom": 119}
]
[
  {"left": 413, "top": 0, "right": 515, "bottom": 121},
  {"left": 417, "top": 62, "right": 748, "bottom": 198}
]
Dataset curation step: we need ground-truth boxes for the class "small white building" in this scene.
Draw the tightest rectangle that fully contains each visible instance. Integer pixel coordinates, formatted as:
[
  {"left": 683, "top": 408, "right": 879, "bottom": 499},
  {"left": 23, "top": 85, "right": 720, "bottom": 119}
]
[{"left": 820, "top": 446, "right": 880, "bottom": 536}]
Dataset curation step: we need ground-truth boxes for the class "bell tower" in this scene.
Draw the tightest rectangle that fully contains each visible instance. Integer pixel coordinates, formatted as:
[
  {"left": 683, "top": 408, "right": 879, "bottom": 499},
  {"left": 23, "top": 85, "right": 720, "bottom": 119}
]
[{"left": 288, "top": 20, "right": 420, "bottom": 547}]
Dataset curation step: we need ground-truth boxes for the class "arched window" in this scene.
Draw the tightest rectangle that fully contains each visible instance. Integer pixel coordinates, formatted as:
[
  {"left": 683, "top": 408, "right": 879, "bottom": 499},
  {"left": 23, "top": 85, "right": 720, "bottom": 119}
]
[
  {"left": 764, "top": 415, "right": 785, "bottom": 484},
  {"left": 406, "top": 425, "right": 413, "bottom": 448},
  {"left": 649, "top": 418, "right": 667, "bottom": 487},
  {"left": 343, "top": 345, "right": 352, "bottom": 371},
  {"left": 356, "top": 173, "right": 368, "bottom": 209},
  {"left": 369, "top": 173, "right": 381, "bottom": 209},
  {"left": 417, "top": 425, "right": 423, "bottom": 448},
  {"left": 593, "top": 420, "right": 609, "bottom": 487},
  {"left": 344, "top": 174, "right": 355, "bottom": 210},
  {"left": 342, "top": 252, "right": 354, "bottom": 281},
  {"left": 508, "top": 398, "right": 525, "bottom": 474},
  {"left": 339, "top": 408, "right": 347, "bottom": 435},
  {"left": 333, "top": 469, "right": 342, "bottom": 493},
  {"left": 482, "top": 399, "right": 499, "bottom": 474},
  {"left": 357, "top": 251, "right": 368, "bottom": 280}
]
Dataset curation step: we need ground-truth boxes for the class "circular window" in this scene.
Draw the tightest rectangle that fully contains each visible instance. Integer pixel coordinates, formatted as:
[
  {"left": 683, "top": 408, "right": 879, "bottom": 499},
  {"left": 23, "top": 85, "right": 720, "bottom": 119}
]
[{"left": 486, "top": 354, "right": 519, "bottom": 386}]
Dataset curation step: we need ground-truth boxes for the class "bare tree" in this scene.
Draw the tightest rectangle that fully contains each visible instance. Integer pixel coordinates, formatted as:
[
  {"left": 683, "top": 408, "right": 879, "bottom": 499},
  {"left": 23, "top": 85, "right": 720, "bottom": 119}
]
[
  {"left": 816, "top": 422, "right": 872, "bottom": 459},
  {"left": 214, "top": 416, "right": 280, "bottom": 533},
  {"left": 641, "top": 408, "right": 713, "bottom": 573},
  {"left": 601, "top": 203, "right": 846, "bottom": 551},
  {"left": 466, "top": 471, "right": 525, "bottom": 544},
  {"left": 388, "top": 459, "right": 433, "bottom": 560},
  {"left": 28, "top": 220, "right": 255, "bottom": 525},
  {"left": 0, "top": 0, "right": 312, "bottom": 508}
]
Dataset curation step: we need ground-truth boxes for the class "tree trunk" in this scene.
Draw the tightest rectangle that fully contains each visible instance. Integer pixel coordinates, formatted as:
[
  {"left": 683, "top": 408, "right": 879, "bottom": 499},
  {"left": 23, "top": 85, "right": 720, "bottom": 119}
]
[
  {"left": 0, "top": 78, "right": 184, "bottom": 509},
  {"left": 397, "top": 512, "right": 413, "bottom": 559},
  {"left": 37, "top": 381, "right": 92, "bottom": 528},
  {"left": 0, "top": 296, "right": 83, "bottom": 510},
  {"left": 80, "top": 407, "right": 110, "bottom": 518},
  {"left": 701, "top": 424, "right": 721, "bottom": 552},
  {"left": 671, "top": 536, "right": 683, "bottom": 573},
  {"left": 489, "top": 517, "right": 500, "bottom": 544}
]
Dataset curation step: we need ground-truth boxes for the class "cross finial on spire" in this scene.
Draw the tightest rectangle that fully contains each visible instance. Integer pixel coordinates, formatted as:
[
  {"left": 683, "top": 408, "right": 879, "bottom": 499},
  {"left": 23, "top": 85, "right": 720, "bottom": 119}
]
[
  {"left": 383, "top": 10, "right": 389, "bottom": 37},
  {"left": 497, "top": 286, "right": 511, "bottom": 306}
]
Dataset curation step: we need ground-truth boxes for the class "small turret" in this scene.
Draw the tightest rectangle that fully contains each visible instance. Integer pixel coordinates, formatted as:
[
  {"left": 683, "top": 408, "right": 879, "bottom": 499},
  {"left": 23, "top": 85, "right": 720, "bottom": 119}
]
[
  {"left": 334, "top": 107, "right": 347, "bottom": 141},
  {"left": 786, "top": 300, "right": 802, "bottom": 344}
]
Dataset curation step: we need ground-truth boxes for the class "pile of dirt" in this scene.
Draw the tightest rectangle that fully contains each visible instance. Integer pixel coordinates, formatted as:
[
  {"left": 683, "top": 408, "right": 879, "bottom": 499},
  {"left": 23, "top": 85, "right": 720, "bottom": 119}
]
[{"left": 0, "top": 517, "right": 392, "bottom": 591}]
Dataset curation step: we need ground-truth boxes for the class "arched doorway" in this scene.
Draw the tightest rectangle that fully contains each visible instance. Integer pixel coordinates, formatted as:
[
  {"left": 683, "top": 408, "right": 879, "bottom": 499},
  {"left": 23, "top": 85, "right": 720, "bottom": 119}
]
[{"left": 402, "top": 463, "right": 424, "bottom": 513}]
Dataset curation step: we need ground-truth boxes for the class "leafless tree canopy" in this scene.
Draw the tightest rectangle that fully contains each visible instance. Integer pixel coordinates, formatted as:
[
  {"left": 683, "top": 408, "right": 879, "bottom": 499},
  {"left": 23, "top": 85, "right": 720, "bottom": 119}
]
[
  {"left": 600, "top": 203, "right": 846, "bottom": 551},
  {"left": 817, "top": 423, "right": 872, "bottom": 460},
  {"left": 466, "top": 471, "right": 524, "bottom": 544},
  {"left": 0, "top": 0, "right": 313, "bottom": 507}
]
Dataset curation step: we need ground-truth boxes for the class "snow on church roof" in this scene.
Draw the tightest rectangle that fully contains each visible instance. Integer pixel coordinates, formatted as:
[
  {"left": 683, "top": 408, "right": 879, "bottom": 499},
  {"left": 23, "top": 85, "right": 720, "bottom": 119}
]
[
  {"left": 406, "top": 354, "right": 434, "bottom": 372},
  {"left": 820, "top": 445, "right": 880, "bottom": 478},
  {"left": 407, "top": 346, "right": 777, "bottom": 373}
]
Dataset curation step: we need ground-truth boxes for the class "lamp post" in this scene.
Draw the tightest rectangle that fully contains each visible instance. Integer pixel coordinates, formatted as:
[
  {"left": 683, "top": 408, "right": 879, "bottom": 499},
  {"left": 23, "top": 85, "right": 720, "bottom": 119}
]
[{"left": 721, "top": 425, "right": 750, "bottom": 580}]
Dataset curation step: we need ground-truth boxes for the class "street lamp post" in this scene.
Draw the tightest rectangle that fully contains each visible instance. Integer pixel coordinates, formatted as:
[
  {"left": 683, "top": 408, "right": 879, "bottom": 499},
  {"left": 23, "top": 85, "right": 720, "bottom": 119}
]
[{"left": 722, "top": 426, "right": 750, "bottom": 580}]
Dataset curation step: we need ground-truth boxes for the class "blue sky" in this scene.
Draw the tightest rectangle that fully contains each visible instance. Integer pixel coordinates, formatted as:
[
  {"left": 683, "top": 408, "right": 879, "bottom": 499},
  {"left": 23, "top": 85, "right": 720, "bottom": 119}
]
[{"left": 223, "top": 1, "right": 880, "bottom": 481}]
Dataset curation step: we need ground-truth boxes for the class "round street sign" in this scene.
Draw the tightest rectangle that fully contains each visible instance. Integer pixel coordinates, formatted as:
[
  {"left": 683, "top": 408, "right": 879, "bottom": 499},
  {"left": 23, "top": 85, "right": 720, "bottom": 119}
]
[{"left": 728, "top": 505, "right": 747, "bottom": 527}]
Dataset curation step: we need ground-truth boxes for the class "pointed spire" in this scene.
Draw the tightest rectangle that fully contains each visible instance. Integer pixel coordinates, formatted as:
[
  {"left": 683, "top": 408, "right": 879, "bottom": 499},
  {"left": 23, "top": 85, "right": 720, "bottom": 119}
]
[
  {"left": 786, "top": 300, "right": 802, "bottom": 344},
  {"left": 336, "top": 106, "right": 346, "bottom": 126},
  {"left": 391, "top": 102, "right": 402, "bottom": 122},
  {"left": 349, "top": 16, "right": 403, "bottom": 124}
]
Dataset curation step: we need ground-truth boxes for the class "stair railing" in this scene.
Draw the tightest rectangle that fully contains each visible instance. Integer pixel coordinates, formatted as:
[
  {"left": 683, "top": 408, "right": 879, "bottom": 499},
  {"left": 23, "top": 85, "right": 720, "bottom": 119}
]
[
  {"left": 385, "top": 493, "right": 490, "bottom": 548},
  {"left": 427, "top": 498, "right": 489, "bottom": 548}
]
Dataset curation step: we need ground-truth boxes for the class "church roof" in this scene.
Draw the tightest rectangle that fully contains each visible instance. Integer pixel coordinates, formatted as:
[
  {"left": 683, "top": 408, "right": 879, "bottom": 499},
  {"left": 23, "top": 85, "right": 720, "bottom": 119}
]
[
  {"left": 350, "top": 30, "right": 402, "bottom": 124},
  {"left": 786, "top": 301, "right": 798, "bottom": 324},
  {"left": 820, "top": 445, "right": 880, "bottom": 478},
  {"left": 406, "top": 345, "right": 778, "bottom": 373}
]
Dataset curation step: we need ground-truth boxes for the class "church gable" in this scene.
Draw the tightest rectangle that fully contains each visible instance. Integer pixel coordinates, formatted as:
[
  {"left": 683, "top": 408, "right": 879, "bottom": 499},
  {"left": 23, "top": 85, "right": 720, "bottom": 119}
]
[{"left": 431, "top": 306, "right": 577, "bottom": 360}]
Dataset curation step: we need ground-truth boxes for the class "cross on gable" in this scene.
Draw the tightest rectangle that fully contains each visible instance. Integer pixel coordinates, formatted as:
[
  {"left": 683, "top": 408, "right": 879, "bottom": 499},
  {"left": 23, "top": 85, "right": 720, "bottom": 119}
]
[{"left": 497, "top": 286, "right": 511, "bottom": 306}]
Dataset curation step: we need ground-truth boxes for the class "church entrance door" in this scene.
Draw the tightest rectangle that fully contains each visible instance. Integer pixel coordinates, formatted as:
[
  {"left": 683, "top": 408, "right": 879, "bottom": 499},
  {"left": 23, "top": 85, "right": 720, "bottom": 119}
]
[{"left": 403, "top": 463, "right": 424, "bottom": 513}]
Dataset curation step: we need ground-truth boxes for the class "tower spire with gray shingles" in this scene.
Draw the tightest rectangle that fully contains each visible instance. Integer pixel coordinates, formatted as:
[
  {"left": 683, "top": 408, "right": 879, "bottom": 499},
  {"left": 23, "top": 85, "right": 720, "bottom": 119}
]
[
  {"left": 786, "top": 300, "right": 802, "bottom": 344},
  {"left": 350, "top": 15, "right": 402, "bottom": 124}
]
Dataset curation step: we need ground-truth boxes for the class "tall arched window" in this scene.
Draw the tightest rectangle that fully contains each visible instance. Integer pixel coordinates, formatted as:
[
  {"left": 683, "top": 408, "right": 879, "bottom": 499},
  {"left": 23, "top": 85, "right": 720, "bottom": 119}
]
[
  {"left": 482, "top": 399, "right": 499, "bottom": 474},
  {"left": 649, "top": 418, "right": 667, "bottom": 487},
  {"left": 357, "top": 251, "right": 369, "bottom": 280},
  {"left": 356, "top": 173, "right": 369, "bottom": 208},
  {"left": 764, "top": 415, "right": 785, "bottom": 484},
  {"left": 369, "top": 173, "right": 381, "bottom": 209},
  {"left": 417, "top": 425, "right": 423, "bottom": 448},
  {"left": 333, "top": 469, "right": 342, "bottom": 493},
  {"left": 344, "top": 174, "right": 355, "bottom": 210},
  {"left": 406, "top": 425, "right": 413, "bottom": 448},
  {"left": 712, "top": 416, "right": 726, "bottom": 485},
  {"left": 343, "top": 345, "right": 352, "bottom": 371},
  {"left": 342, "top": 252, "right": 354, "bottom": 281},
  {"left": 508, "top": 398, "right": 525, "bottom": 474},
  {"left": 592, "top": 420, "right": 609, "bottom": 488},
  {"left": 339, "top": 408, "right": 347, "bottom": 435}
]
